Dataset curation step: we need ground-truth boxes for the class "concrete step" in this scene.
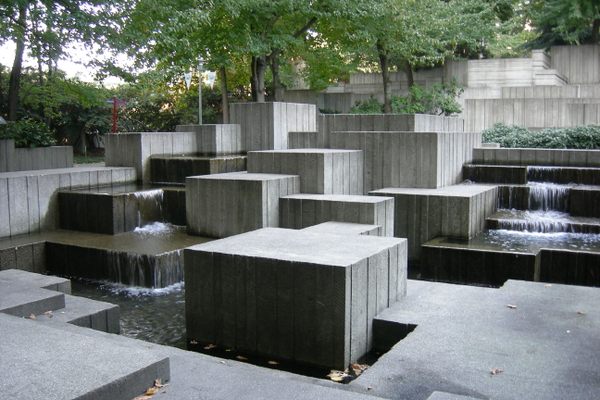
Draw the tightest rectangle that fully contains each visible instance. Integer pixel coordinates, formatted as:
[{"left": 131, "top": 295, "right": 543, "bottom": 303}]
[
  {"left": 186, "top": 172, "right": 300, "bottom": 238},
  {"left": 421, "top": 231, "right": 600, "bottom": 287},
  {"left": 527, "top": 165, "right": 600, "bottom": 185},
  {"left": 301, "top": 221, "right": 382, "bottom": 236},
  {"left": 487, "top": 210, "right": 600, "bottom": 234},
  {"left": 570, "top": 185, "right": 600, "bottom": 218},
  {"left": 247, "top": 149, "right": 363, "bottom": 194},
  {"left": 0, "top": 313, "right": 169, "bottom": 400},
  {"left": 0, "top": 268, "right": 70, "bottom": 293},
  {"left": 463, "top": 164, "right": 528, "bottom": 184},
  {"left": 150, "top": 154, "right": 246, "bottom": 185},
  {"left": 279, "top": 194, "right": 394, "bottom": 237},
  {"left": 0, "top": 281, "right": 65, "bottom": 317}
]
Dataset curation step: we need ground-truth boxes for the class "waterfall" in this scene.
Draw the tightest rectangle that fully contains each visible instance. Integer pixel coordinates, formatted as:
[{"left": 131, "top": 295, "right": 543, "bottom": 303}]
[
  {"left": 527, "top": 182, "right": 570, "bottom": 211},
  {"left": 106, "top": 249, "right": 184, "bottom": 288},
  {"left": 495, "top": 218, "right": 571, "bottom": 233},
  {"left": 527, "top": 166, "right": 564, "bottom": 183},
  {"left": 131, "top": 189, "right": 164, "bottom": 226}
]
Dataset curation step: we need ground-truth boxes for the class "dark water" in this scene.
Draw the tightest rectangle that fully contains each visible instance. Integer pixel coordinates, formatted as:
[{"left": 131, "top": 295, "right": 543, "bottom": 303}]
[{"left": 71, "top": 279, "right": 187, "bottom": 349}]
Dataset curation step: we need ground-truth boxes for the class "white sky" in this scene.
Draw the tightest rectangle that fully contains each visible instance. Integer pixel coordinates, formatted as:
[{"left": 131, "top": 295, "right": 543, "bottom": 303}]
[{"left": 0, "top": 40, "right": 125, "bottom": 87}]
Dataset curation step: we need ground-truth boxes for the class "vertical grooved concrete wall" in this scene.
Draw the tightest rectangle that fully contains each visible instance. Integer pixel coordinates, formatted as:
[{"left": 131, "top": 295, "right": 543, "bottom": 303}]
[{"left": 0, "top": 140, "right": 73, "bottom": 173}]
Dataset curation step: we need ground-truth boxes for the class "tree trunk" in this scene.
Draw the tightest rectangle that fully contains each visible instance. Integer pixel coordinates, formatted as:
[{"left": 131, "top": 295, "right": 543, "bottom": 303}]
[
  {"left": 251, "top": 55, "right": 266, "bottom": 103},
  {"left": 269, "top": 49, "right": 284, "bottom": 102},
  {"left": 8, "top": 4, "right": 28, "bottom": 121},
  {"left": 403, "top": 59, "right": 415, "bottom": 89},
  {"left": 592, "top": 18, "right": 600, "bottom": 44},
  {"left": 377, "top": 40, "right": 391, "bottom": 114},
  {"left": 219, "top": 66, "right": 229, "bottom": 123}
]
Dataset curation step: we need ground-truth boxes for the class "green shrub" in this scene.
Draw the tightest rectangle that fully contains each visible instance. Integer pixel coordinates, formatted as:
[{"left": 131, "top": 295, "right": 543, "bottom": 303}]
[
  {"left": 350, "top": 97, "right": 383, "bottom": 114},
  {"left": 0, "top": 118, "right": 57, "bottom": 148},
  {"left": 482, "top": 123, "right": 600, "bottom": 149},
  {"left": 391, "top": 81, "right": 463, "bottom": 116}
]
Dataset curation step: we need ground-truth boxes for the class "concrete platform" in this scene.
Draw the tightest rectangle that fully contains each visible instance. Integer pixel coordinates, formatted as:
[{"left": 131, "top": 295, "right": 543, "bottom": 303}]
[
  {"left": 175, "top": 124, "right": 243, "bottom": 155},
  {"left": 0, "top": 166, "right": 137, "bottom": 238},
  {"left": 186, "top": 172, "right": 300, "bottom": 238},
  {"left": 370, "top": 184, "right": 498, "bottom": 261},
  {"left": 150, "top": 154, "right": 247, "bottom": 184},
  {"left": 184, "top": 228, "right": 407, "bottom": 369},
  {"left": 302, "top": 221, "right": 382, "bottom": 236},
  {"left": 280, "top": 194, "right": 394, "bottom": 237},
  {"left": 0, "top": 268, "right": 70, "bottom": 293},
  {"left": 351, "top": 279, "right": 600, "bottom": 400},
  {"left": 0, "top": 313, "right": 170, "bottom": 400},
  {"left": 0, "top": 281, "right": 65, "bottom": 317},
  {"left": 247, "top": 149, "right": 363, "bottom": 194}
]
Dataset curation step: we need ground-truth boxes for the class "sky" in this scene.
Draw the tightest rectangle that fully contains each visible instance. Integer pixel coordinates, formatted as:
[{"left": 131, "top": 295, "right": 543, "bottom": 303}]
[{"left": 0, "top": 41, "right": 125, "bottom": 87}]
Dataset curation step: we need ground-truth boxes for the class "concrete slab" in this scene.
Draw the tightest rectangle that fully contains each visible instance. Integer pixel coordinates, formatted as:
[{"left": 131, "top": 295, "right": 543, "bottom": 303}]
[
  {"left": 0, "top": 313, "right": 170, "bottom": 400},
  {"left": 302, "top": 221, "right": 382, "bottom": 236},
  {"left": 0, "top": 281, "right": 65, "bottom": 317},
  {"left": 185, "top": 228, "right": 407, "bottom": 369},
  {"left": 0, "top": 269, "right": 70, "bottom": 293},
  {"left": 352, "top": 279, "right": 600, "bottom": 400}
]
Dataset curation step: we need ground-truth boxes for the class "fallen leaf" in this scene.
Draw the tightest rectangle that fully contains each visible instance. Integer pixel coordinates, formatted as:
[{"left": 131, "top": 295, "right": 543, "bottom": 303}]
[
  {"left": 490, "top": 368, "right": 503, "bottom": 375},
  {"left": 28, "top": 314, "right": 36, "bottom": 320},
  {"left": 236, "top": 355, "right": 248, "bottom": 361},
  {"left": 577, "top": 311, "right": 586, "bottom": 315},
  {"left": 189, "top": 340, "right": 198, "bottom": 345},
  {"left": 267, "top": 360, "right": 279, "bottom": 366},
  {"left": 350, "top": 363, "right": 369, "bottom": 377},
  {"left": 145, "top": 386, "right": 159, "bottom": 396},
  {"left": 203, "top": 344, "right": 217, "bottom": 350},
  {"left": 133, "top": 396, "right": 153, "bottom": 400},
  {"left": 154, "top": 379, "right": 165, "bottom": 388},
  {"left": 327, "top": 370, "right": 350, "bottom": 382},
  {"left": 506, "top": 304, "right": 517, "bottom": 309},
  {"left": 44, "top": 311, "right": 53, "bottom": 318}
]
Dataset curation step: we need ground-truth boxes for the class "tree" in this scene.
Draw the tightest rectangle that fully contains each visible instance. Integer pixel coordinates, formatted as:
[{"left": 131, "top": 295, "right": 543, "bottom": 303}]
[{"left": 528, "top": 0, "right": 600, "bottom": 47}]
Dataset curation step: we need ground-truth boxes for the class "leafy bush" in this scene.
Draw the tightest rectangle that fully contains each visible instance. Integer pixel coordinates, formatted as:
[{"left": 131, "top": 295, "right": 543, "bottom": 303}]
[
  {"left": 0, "top": 118, "right": 57, "bottom": 148},
  {"left": 482, "top": 123, "right": 600, "bottom": 149},
  {"left": 350, "top": 97, "right": 383, "bottom": 114},
  {"left": 391, "top": 81, "right": 463, "bottom": 116}
]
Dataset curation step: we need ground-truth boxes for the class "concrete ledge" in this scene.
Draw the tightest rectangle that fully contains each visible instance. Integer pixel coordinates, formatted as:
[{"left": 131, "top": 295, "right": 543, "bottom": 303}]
[
  {"left": 473, "top": 147, "right": 600, "bottom": 168},
  {"left": 570, "top": 186, "right": 600, "bottom": 217},
  {"left": 0, "top": 166, "right": 137, "bottom": 239},
  {"left": 247, "top": 149, "right": 363, "bottom": 194},
  {"left": 279, "top": 194, "right": 394, "bottom": 237},
  {"left": 0, "top": 139, "right": 73, "bottom": 172},
  {"left": 186, "top": 172, "right": 301, "bottom": 238},
  {"left": 0, "top": 241, "right": 46, "bottom": 273},
  {"left": 539, "top": 249, "right": 600, "bottom": 287},
  {"left": 302, "top": 221, "right": 382, "bottom": 236},
  {"left": 370, "top": 184, "right": 498, "bottom": 261},
  {"left": 0, "top": 269, "right": 70, "bottom": 293},
  {"left": 463, "top": 164, "right": 528, "bottom": 184},
  {"left": 0, "top": 282, "right": 66, "bottom": 317},
  {"left": 184, "top": 228, "right": 407, "bottom": 369},
  {"left": 331, "top": 131, "right": 481, "bottom": 190},
  {"left": 150, "top": 155, "right": 246, "bottom": 185}
]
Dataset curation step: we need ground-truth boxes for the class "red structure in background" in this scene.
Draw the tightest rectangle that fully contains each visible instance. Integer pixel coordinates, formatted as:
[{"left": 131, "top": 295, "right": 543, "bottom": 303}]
[{"left": 109, "top": 97, "right": 127, "bottom": 133}]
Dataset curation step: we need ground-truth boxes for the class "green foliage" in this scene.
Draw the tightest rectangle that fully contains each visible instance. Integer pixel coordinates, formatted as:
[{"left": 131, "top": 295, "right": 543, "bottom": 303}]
[
  {"left": 0, "top": 118, "right": 56, "bottom": 148},
  {"left": 350, "top": 97, "right": 383, "bottom": 114},
  {"left": 391, "top": 82, "right": 463, "bottom": 116},
  {"left": 482, "top": 123, "right": 600, "bottom": 149}
]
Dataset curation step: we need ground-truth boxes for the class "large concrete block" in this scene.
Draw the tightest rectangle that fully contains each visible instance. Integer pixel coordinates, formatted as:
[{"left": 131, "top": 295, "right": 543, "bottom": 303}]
[
  {"left": 247, "top": 149, "right": 363, "bottom": 194},
  {"left": 176, "top": 124, "right": 243, "bottom": 155},
  {"left": 331, "top": 131, "right": 481, "bottom": 191},
  {"left": 229, "top": 102, "right": 317, "bottom": 151},
  {"left": 184, "top": 227, "right": 407, "bottom": 369},
  {"left": 186, "top": 172, "right": 300, "bottom": 238},
  {"left": 150, "top": 155, "right": 246, "bottom": 185},
  {"left": 279, "top": 194, "right": 394, "bottom": 236},
  {"left": 370, "top": 184, "right": 498, "bottom": 261}
]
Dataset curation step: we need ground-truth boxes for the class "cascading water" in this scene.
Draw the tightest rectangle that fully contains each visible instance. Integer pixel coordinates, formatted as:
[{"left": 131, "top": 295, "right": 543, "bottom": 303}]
[
  {"left": 494, "top": 210, "right": 573, "bottom": 233},
  {"left": 527, "top": 166, "right": 564, "bottom": 183},
  {"left": 527, "top": 182, "right": 571, "bottom": 212},
  {"left": 131, "top": 189, "right": 164, "bottom": 226}
]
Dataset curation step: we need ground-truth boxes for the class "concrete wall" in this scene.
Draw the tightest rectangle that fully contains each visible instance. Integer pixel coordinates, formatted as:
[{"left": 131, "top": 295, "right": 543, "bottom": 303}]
[
  {"left": 465, "top": 98, "right": 600, "bottom": 131},
  {"left": 551, "top": 45, "right": 600, "bottom": 84},
  {"left": 472, "top": 147, "right": 600, "bottom": 167},
  {"left": 289, "top": 114, "right": 465, "bottom": 149},
  {"left": 0, "top": 166, "right": 137, "bottom": 238},
  {"left": 105, "top": 131, "right": 200, "bottom": 182},
  {"left": 330, "top": 131, "right": 481, "bottom": 191},
  {"left": 175, "top": 124, "right": 243, "bottom": 155},
  {"left": 370, "top": 185, "right": 498, "bottom": 261},
  {"left": 0, "top": 140, "right": 73, "bottom": 172},
  {"left": 229, "top": 102, "right": 317, "bottom": 151}
]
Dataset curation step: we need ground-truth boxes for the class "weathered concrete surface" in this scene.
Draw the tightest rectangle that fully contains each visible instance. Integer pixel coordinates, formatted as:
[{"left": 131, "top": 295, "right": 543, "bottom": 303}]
[
  {"left": 472, "top": 148, "right": 600, "bottom": 168},
  {"left": 185, "top": 228, "right": 407, "bottom": 369},
  {"left": 0, "top": 314, "right": 170, "bottom": 400},
  {"left": 352, "top": 279, "right": 600, "bottom": 400},
  {"left": 463, "top": 164, "right": 528, "bottom": 184},
  {"left": 186, "top": 172, "right": 300, "bottom": 238},
  {"left": 229, "top": 102, "right": 317, "bottom": 151},
  {"left": 150, "top": 154, "right": 247, "bottom": 185},
  {"left": 302, "top": 221, "right": 382, "bottom": 236},
  {"left": 0, "top": 281, "right": 65, "bottom": 317},
  {"left": 280, "top": 194, "right": 394, "bottom": 237},
  {"left": 370, "top": 184, "right": 498, "bottom": 261},
  {"left": 175, "top": 124, "right": 243, "bottom": 155},
  {"left": 0, "top": 268, "right": 70, "bottom": 293},
  {"left": 0, "top": 139, "right": 73, "bottom": 172},
  {"left": 330, "top": 131, "right": 481, "bottom": 190},
  {"left": 0, "top": 240, "right": 46, "bottom": 273},
  {"left": 0, "top": 166, "right": 137, "bottom": 239},
  {"left": 570, "top": 186, "right": 600, "bottom": 218},
  {"left": 247, "top": 149, "right": 363, "bottom": 194}
]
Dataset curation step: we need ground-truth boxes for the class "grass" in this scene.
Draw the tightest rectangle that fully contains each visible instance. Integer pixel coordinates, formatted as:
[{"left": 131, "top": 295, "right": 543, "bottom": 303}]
[{"left": 74, "top": 154, "right": 105, "bottom": 164}]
